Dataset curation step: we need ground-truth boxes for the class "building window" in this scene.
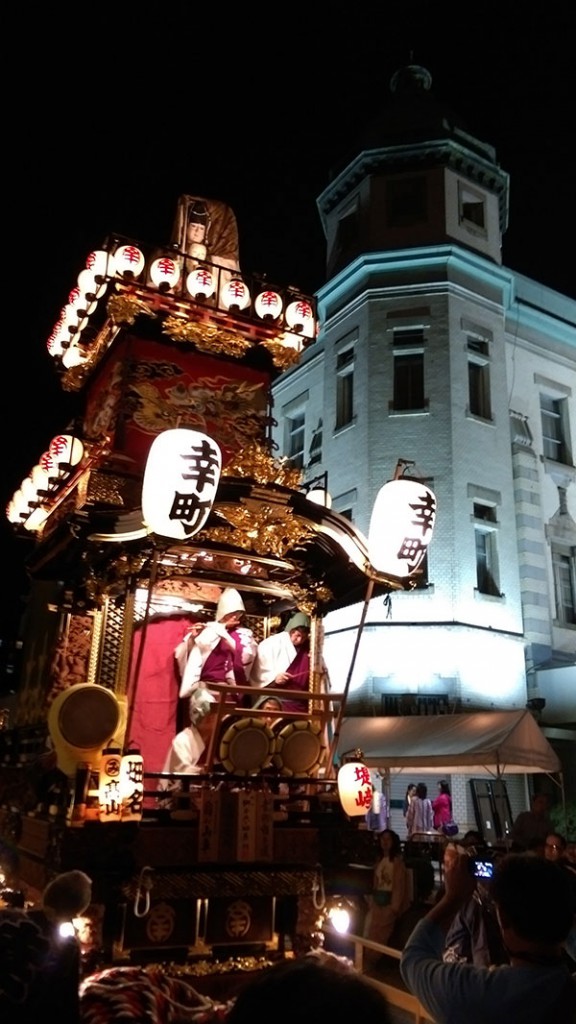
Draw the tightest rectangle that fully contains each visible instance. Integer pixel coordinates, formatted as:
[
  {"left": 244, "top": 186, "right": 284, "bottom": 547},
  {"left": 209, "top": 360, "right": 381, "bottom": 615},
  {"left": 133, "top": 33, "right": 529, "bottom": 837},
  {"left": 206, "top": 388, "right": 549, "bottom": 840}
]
[
  {"left": 287, "top": 411, "right": 305, "bottom": 469},
  {"left": 392, "top": 329, "right": 425, "bottom": 411},
  {"left": 551, "top": 547, "right": 576, "bottom": 626},
  {"left": 467, "top": 337, "right": 492, "bottom": 420},
  {"left": 540, "top": 394, "right": 570, "bottom": 464},
  {"left": 336, "top": 348, "right": 354, "bottom": 428},
  {"left": 308, "top": 419, "right": 323, "bottom": 466},
  {"left": 459, "top": 185, "right": 486, "bottom": 231},
  {"left": 473, "top": 502, "right": 501, "bottom": 596}
]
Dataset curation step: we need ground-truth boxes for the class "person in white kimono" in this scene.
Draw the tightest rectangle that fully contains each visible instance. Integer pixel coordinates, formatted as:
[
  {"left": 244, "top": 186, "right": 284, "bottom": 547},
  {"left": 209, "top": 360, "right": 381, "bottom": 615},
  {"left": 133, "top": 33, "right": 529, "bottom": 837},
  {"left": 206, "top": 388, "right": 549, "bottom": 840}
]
[
  {"left": 249, "top": 612, "right": 314, "bottom": 711},
  {"left": 161, "top": 588, "right": 257, "bottom": 778}
]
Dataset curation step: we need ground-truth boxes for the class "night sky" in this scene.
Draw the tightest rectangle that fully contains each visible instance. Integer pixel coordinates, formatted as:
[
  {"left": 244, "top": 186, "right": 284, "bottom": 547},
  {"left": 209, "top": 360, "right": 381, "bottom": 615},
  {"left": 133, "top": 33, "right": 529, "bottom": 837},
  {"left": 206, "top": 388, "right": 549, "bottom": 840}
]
[{"left": 2, "top": 2, "right": 574, "bottom": 638}]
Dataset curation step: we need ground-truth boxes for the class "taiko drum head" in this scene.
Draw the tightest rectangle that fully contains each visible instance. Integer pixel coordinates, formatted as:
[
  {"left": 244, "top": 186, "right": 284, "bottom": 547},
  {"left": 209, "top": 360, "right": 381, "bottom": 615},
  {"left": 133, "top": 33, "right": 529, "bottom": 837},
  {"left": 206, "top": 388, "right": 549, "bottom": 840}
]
[
  {"left": 219, "top": 716, "right": 275, "bottom": 775},
  {"left": 272, "top": 720, "right": 325, "bottom": 777},
  {"left": 47, "top": 683, "right": 121, "bottom": 776}
]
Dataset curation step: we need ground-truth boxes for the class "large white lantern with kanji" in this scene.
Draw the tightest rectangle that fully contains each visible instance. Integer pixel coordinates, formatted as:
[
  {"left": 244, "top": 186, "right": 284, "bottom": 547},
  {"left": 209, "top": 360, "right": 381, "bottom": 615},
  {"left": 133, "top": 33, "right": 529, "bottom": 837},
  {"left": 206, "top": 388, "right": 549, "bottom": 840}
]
[
  {"left": 368, "top": 477, "right": 437, "bottom": 578},
  {"left": 337, "top": 759, "right": 373, "bottom": 817},
  {"left": 142, "top": 429, "right": 222, "bottom": 541}
]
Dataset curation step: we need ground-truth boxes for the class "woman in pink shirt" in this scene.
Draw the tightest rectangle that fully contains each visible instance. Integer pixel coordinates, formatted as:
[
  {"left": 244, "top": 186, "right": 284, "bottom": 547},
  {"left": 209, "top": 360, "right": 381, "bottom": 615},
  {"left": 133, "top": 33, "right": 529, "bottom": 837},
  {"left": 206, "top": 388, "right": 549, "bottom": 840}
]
[{"left": 432, "top": 779, "right": 452, "bottom": 831}]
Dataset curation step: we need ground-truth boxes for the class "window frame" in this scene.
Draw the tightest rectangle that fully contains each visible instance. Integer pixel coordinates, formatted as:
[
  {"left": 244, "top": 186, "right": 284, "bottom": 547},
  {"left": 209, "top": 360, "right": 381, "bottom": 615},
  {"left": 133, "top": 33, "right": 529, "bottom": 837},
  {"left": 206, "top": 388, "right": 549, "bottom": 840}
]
[
  {"left": 551, "top": 546, "right": 576, "bottom": 627},
  {"left": 472, "top": 501, "right": 501, "bottom": 597},
  {"left": 391, "top": 328, "right": 426, "bottom": 413},
  {"left": 335, "top": 346, "right": 355, "bottom": 429},
  {"left": 467, "top": 336, "right": 492, "bottom": 421}
]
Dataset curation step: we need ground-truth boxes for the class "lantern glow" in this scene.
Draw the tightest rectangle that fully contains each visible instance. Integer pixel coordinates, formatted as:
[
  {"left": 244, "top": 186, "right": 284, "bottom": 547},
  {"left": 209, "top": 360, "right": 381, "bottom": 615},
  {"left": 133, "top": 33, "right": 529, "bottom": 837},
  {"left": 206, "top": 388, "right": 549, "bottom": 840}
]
[
  {"left": 368, "top": 477, "right": 437, "bottom": 578},
  {"left": 337, "top": 759, "right": 373, "bottom": 816},
  {"left": 119, "top": 747, "right": 144, "bottom": 821},
  {"left": 142, "top": 429, "right": 222, "bottom": 541}
]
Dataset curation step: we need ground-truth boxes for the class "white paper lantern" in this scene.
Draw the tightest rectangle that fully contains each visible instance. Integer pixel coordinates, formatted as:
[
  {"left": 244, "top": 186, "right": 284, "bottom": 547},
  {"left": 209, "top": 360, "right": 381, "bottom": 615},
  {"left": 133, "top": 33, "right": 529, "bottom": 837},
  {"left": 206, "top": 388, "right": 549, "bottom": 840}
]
[
  {"left": 77, "top": 266, "right": 108, "bottom": 300},
  {"left": 98, "top": 746, "right": 123, "bottom": 822},
  {"left": 113, "top": 244, "right": 145, "bottom": 278},
  {"left": 220, "top": 278, "right": 251, "bottom": 311},
  {"left": 149, "top": 255, "right": 181, "bottom": 290},
  {"left": 368, "top": 477, "right": 436, "bottom": 577},
  {"left": 254, "top": 289, "right": 283, "bottom": 320},
  {"left": 39, "top": 450, "right": 58, "bottom": 478},
  {"left": 120, "top": 747, "right": 144, "bottom": 821},
  {"left": 142, "top": 428, "right": 222, "bottom": 541},
  {"left": 85, "top": 249, "right": 114, "bottom": 282},
  {"left": 31, "top": 463, "right": 51, "bottom": 493},
  {"left": 285, "top": 299, "right": 315, "bottom": 338},
  {"left": 49, "top": 434, "right": 84, "bottom": 468},
  {"left": 337, "top": 760, "right": 373, "bottom": 816},
  {"left": 22, "top": 506, "right": 50, "bottom": 532},
  {"left": 186, "top": 266, "right": 215, "bottom": 299}
]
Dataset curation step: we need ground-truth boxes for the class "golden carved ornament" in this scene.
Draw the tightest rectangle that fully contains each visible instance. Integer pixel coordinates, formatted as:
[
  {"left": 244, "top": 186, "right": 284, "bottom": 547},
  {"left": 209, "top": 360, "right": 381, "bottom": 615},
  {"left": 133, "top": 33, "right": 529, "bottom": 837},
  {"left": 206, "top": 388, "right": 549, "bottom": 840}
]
[
  {"left": 162, "top": 315, "right": 252, "bottom": 359},
  {"left": 223, "top": 443, "right": 302, "bottom": 489},
  {"left": 200, "top": 503, "right": 315, "bottom": 560},
  {"left": 107, "top": 294, "right": 156, "bottom": 325}
]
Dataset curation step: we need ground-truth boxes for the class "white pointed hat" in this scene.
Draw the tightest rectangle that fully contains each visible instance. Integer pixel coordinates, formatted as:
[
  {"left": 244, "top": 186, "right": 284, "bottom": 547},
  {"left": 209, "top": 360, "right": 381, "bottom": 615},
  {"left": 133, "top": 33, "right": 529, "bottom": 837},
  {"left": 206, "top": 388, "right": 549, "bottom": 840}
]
[{"left": 216, "top": 587, "right": 245, "bottom": 620}]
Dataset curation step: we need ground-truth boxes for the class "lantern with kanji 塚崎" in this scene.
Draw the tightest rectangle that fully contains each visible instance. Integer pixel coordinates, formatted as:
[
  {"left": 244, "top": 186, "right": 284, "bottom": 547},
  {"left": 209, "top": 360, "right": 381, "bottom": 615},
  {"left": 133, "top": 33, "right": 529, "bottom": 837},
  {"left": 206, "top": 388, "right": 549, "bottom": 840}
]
[{"left": 337, "top": 759, "right": 373, "bottom": 816}]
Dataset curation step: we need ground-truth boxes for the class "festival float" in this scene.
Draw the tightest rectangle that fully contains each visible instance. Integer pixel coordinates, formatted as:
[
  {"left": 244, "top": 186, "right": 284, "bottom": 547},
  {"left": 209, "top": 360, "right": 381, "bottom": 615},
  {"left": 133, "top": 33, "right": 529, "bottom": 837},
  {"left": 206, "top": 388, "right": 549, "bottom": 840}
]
[{"left": 1, "top": 194, "right": 436, "bottom": 974}]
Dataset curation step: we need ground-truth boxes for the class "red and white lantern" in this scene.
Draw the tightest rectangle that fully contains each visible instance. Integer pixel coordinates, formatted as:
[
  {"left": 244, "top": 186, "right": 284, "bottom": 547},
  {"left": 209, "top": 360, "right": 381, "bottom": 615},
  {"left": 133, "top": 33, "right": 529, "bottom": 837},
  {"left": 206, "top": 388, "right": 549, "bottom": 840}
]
[
  {"left": 49, "top": 434, "right": 84, "bottom": 468},
  {"left": 142, "top": 428, "right": 222, "bottom": 541},
  {"left": 113, "top": 244, "right": 145, "bottom": 278},
  {"left": 220, "top": 278, "right": 251, "bottom": 311},
  {"left": 186, "top": 266, "right": 215, "bottom": 299},
  {"left": 368, "top": 477, "right": 437, "bottom": 578},
  {"left": 254, "top": 289, "right": 283, "bottom": 320},
  {"left": 285, "top": 299, "right": 315, "bottom": 338},
  {"left": 337, "top": 760, "right": 373, "bottom": 816},
  {"left": 149, "top": 255, "right": 181, "bottom": 290}
]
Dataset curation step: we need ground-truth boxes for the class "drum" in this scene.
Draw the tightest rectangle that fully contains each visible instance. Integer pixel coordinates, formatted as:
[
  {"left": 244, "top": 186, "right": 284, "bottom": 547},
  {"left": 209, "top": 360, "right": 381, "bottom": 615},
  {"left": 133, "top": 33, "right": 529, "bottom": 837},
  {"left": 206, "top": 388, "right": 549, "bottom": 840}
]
[
  {"left": 218, "top": 716, "right": 275, "bottom": 775},
  {"left": 272, "top": 720, "right": 326, "bottom": 777},
  {"left": 47, "top": 683, "right": 122, "bottom": 776}
]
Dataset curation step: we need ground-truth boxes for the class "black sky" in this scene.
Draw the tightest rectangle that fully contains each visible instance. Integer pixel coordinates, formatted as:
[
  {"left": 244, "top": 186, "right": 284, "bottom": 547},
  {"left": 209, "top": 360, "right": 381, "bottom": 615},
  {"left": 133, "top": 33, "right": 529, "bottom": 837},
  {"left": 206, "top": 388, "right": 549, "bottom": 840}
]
[{"left": 2, "top": 1, "right": 575, "bottom": 636}]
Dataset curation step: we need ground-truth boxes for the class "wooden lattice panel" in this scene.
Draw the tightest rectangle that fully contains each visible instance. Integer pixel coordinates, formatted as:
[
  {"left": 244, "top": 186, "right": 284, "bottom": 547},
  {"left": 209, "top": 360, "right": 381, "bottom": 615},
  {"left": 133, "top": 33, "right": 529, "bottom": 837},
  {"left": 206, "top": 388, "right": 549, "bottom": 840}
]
[{"left": 99, "top": 599, "right": 125, "bottom": 688}]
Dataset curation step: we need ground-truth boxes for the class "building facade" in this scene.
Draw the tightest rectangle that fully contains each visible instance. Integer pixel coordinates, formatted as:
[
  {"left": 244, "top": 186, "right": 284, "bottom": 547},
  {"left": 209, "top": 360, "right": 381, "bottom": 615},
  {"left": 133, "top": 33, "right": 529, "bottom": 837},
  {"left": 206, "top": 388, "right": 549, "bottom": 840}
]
[{"left": 271, "top": 65, "right": 576, "bottom": 802}]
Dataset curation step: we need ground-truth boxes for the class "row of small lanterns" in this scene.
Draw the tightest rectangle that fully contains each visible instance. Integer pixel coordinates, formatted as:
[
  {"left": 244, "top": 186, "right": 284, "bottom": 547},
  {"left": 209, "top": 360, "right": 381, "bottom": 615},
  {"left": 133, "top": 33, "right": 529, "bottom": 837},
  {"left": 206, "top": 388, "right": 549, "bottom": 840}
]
[
  {"left": 6, "top": 434, "right": 84, "bottom": 532},
  {"left": 46, "top": 245, "right": 317, "bottom": 367}
]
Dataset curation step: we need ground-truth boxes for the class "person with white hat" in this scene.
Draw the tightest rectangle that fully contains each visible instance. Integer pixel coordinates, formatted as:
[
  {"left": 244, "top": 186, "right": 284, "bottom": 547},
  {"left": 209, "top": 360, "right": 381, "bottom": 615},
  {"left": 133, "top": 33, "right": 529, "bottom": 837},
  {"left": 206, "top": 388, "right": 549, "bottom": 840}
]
[
  {"left": 250, "top": 612, "right": 327, "bottom": 712},
  {"left": 161, "top": 588, "right": 257, "bottom": 776}
]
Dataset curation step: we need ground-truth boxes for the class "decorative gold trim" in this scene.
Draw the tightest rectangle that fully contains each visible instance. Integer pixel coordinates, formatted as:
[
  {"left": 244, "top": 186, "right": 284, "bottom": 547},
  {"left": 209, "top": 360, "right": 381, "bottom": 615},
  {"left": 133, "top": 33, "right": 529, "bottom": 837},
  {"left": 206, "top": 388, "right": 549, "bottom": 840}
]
[
  {"left": 162, "top": 314, "right": 253, "bottom": 358},
  {"left": 107, "top": 294, "right": 156, "bottom": 325},
  {"left": 223, "top": 443, "right": 302, "bottom": 488}
]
